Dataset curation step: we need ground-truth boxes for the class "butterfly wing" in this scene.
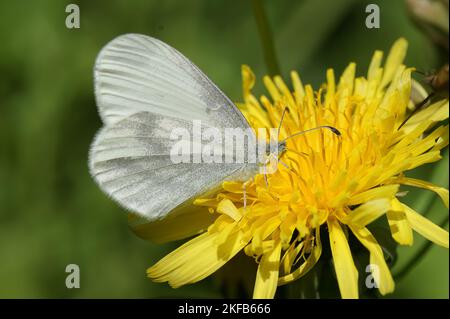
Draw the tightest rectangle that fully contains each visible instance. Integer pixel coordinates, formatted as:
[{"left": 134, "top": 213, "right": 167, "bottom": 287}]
[
  {"left": 94, "top": 33, "right": 249, "bottom": 129},
  {"left": 90, "top": 112, "right": 248, "bottom": 220},
  {"left": 90, "top": 34, "right": 255, "bottom": 221}
]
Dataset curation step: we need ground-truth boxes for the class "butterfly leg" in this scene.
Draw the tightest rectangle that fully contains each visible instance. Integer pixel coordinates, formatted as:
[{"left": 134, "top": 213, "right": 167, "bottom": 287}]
[
  {"left": 243, "top": 182, "right": 247, "bottom": 210},
  {"left": 264, "top": 164, "right": 269, "bottom": 187},
  {"left": 279, "top": 159, "right": 291, "bottom": 170},
  {"left": 263, "top": 152, "right": 278, "bottom": 187},
  {"left": 242, "top": 178, "right": 254, "bottom": 211}
]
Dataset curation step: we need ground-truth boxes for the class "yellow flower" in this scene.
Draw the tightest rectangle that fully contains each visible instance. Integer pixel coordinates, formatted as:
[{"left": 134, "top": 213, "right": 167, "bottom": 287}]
[{"left": 130, "top": 38, "right": 449, "bottom": 299}]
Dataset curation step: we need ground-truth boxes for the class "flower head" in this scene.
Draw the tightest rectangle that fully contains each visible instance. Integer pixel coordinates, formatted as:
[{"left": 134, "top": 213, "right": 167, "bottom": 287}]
[{"left": 133, "top": 38, "right": 449, "bottom": 298}]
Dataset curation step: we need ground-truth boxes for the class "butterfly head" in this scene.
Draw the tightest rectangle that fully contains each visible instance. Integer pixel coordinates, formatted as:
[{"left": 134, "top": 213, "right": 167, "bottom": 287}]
[{"left": 265, "top": 140, "right": 286, "bottom": 160}]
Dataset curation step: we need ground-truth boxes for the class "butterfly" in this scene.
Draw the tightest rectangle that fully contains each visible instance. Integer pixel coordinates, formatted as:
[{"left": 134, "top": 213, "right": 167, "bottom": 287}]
[{"left": 89, "top": 34, "right": 339, "bottom": 229}]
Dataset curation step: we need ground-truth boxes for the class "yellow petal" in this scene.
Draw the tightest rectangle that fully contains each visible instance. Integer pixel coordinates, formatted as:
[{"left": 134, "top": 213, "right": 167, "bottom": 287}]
[
  {"left": 128, "top": 205, "right": 215, "bottom": 244},
  {"left": 242, "top": 64, "right": 255, "bottom": 99},
  {"left": 344, "top": 199, "right": 390, "bottom": 228},
  {"left": 395, "top": 177, "right": 449, "bottom": 208},
  {"left": 245, "top": 240, "right": 275, "bottom": 257},
  {"left": 433, "top": 126, "right": 449, "bottom": 151},
  {"left": 402, "top": 203, "right": 449, "bottom": 248},
  {"left": 148, "top": 224, "right": 249, "bottom": 288},
  {"left": 380, "top": 38, "right": 408, "bottom": 89},
  {"left": 402, "top": 100, "right": 449, "bottom": 133},
  {"left": 350, "top": 226, "right": 395, "bottom": 295},
  {"left": 217, "top": 198, "right": 242, "bottom": 222},
  {"left": 253, "top": 239, "right": 282, "bottom": 299},
  {"left": 338, "top": 62, "right": 356, "bottom": 94},
  {"left": 222, "top": 181, "right": 245, "bottom": 193},
  {"left": 325, "top": 68, "right": 336, "bottom": 105},
  {"left": 387, "top": 198, "right": 413, "bottom": 245},
  {"left": 280, "top": 241, "right": 305, "bottom": 276},
  {"left": 367, "top": 50, "right": 383, "bottom": 81},
  {"left": 328, "top": 217, "right": 359, "bottom": 299},
  {"left": 278, "top": 228, "right": 322, "bottom": 285},
  {"left": 291, "top": 70, "right": 305, "bottom": 101},
  {"left": 194, "top": 198, "right": 220, "bottom": 207},
  {"left": 263, "top": 76, "right": 281, "bottom": 101},
  {"left": 347, "top": 184, "right": 400, "bottom": 206},
  {"left": 274, "top": 75, "right": 297, "bottom": 118},
  {"left": 250, "top": 216, "right": 281, "bottom": 255},
  {"left": 408, "top": 151, "right": 442, "bottom": 169}
]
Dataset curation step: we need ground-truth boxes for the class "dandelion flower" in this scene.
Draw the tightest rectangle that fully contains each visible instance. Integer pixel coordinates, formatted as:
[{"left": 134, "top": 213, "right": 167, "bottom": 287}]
[{"left": 131, "top": 38, "right": 449, "bottom": 299}]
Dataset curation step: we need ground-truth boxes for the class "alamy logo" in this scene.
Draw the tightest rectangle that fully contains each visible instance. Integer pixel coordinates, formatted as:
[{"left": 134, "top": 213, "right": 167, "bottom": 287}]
[
  {"left": 169, "top": 120, "right": 281, "bottom": 174},
  {"left": 65, "top": 4, "right": 80, "bottom": 29},
  {"left": 365, "top": 4, "right": 380, "bottom": 29},
  {"left": 65, "top": 264, "right": 80, "bottom": 289},
  {"left": 365, "top": 264, "right": 380, "bottom": 289}
]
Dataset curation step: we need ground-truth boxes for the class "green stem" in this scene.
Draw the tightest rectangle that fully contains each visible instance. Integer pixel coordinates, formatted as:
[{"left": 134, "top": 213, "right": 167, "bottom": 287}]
[
  {"left": 251, "top": 0, "right": 281, "bottom": 76},
  {"left": 394, "top": 214, "right": 449, "bottom": 281}
]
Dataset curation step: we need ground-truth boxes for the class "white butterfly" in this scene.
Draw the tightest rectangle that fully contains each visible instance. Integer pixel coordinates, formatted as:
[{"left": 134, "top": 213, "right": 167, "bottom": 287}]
[{"left": 89, "top": 34, "right": 267, "bottom": 223}]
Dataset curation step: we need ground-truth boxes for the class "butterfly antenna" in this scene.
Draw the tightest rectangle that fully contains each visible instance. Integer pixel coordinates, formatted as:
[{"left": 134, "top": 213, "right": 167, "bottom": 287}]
[
  {"left": 282, "top": 125, "right": 341, "bottom": 142},
  {"left": 277, "top": 107, "right": 289, "bottom": 140}
]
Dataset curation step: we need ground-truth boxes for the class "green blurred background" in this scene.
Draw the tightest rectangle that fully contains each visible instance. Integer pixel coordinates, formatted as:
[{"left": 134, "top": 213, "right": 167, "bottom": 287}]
[{"left": 0, "top": 0, "right": 448, "bottom": 298}]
